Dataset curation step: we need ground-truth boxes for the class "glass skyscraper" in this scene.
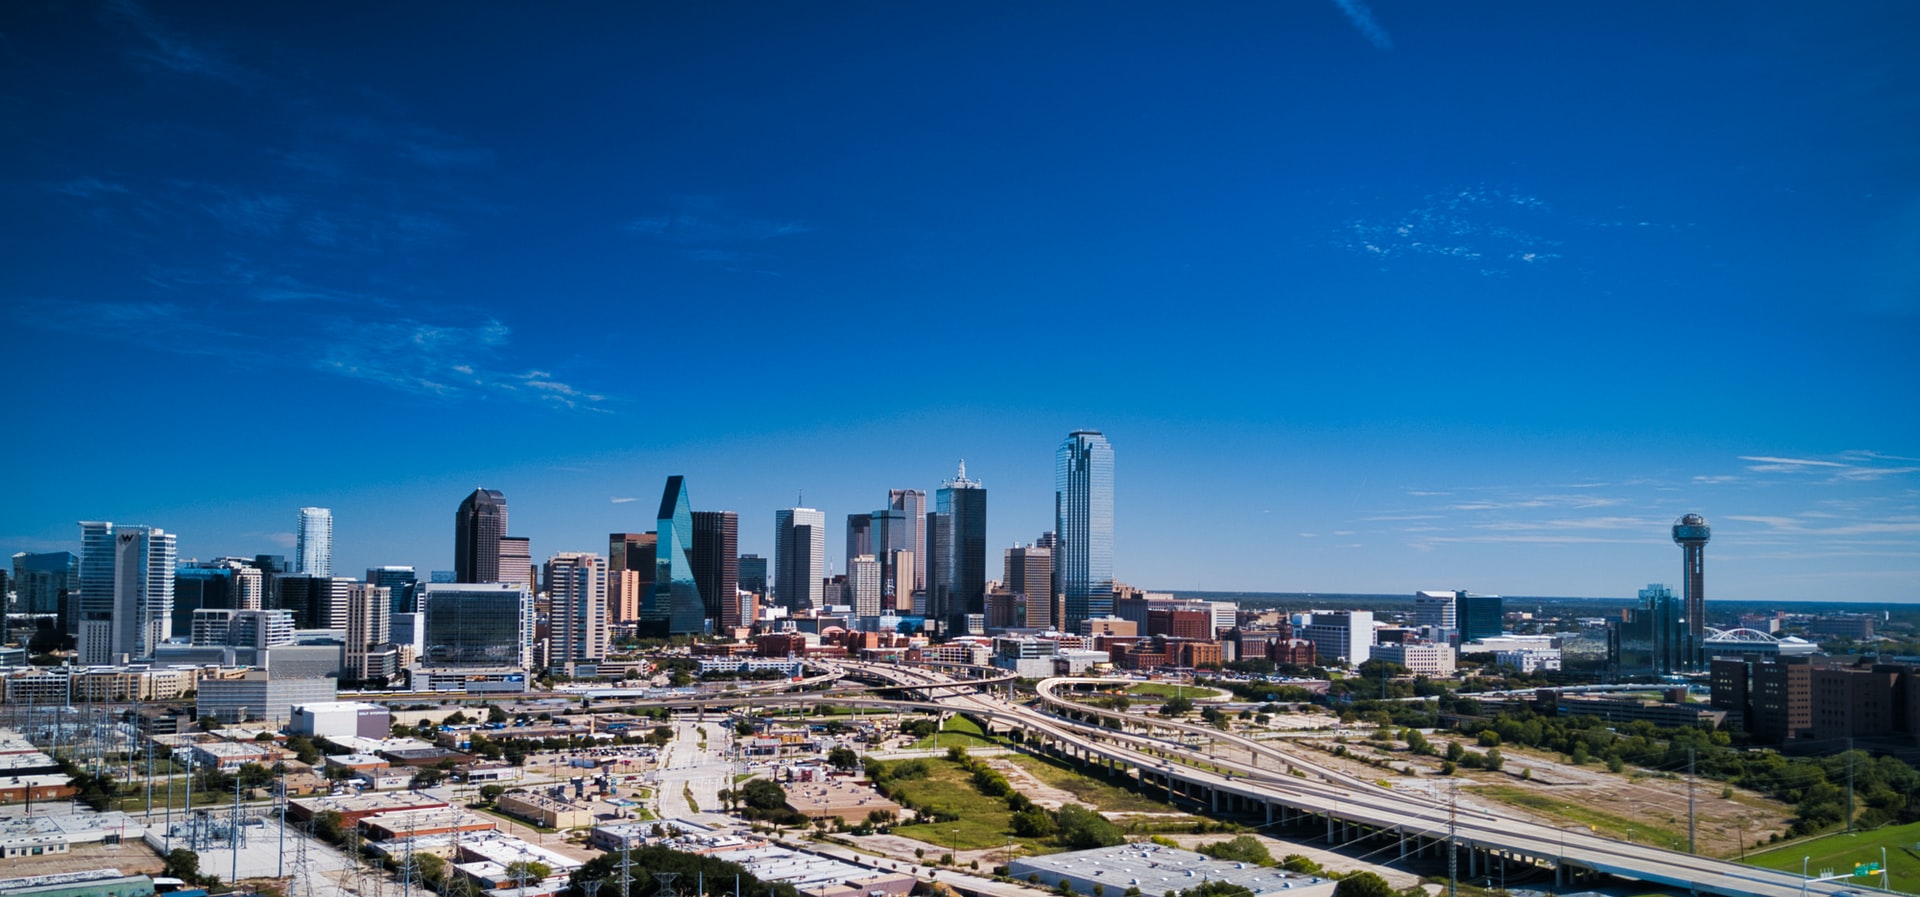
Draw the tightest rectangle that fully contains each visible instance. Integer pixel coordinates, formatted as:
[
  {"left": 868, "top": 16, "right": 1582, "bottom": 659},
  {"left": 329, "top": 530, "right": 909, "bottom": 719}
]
[
  {"left": 1055, "top": 430, "right": 1114, "bottom": 632},
  {"left": 932, "top": 462, "right": 987, "bottom": 634},
  {"left": 454, "top": 488, "right": 507, "bottom": 583},
  {"left": 651, "top": 476, "right": 706, "bottom": 636},
  {"left": 774, "top": 507, "right": 825, "bottom": 612},
  {"left": 76, "top": 521, "right": 176, "bottom": 664},
  {"left": 691, "top": 510, "right": 738, "bottom": 628},
  {"left": 295, "top": 507, "right": 332, "bottom": 577},
  {"left": 419, "top": 582, "right": 533, "bottom": 670}
]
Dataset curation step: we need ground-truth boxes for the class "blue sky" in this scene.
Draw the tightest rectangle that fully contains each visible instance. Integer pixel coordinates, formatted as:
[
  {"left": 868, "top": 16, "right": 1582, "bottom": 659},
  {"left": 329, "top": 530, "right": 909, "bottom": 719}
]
[{"left": 3, "top": 1, "right": 1916, "bottom": 602}]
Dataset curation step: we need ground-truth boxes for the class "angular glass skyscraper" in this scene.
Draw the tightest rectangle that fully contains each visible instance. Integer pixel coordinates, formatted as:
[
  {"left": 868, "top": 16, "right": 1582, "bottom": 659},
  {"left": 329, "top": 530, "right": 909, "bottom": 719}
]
[
  {"left": 650, "top": 476, "right": 706, "bottom": 636},
  {"left": 1055, "top": 430, "right": 1114, "bottom": 632},
  {"left": 295, "top": 507, "right": 333, "bottom": 577}
]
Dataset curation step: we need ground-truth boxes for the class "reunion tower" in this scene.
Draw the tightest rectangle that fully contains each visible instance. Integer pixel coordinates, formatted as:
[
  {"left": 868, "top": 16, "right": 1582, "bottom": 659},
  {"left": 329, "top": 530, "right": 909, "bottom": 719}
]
[{"left": 1673, "top": 514, "right": 1711, "bottom": 664}]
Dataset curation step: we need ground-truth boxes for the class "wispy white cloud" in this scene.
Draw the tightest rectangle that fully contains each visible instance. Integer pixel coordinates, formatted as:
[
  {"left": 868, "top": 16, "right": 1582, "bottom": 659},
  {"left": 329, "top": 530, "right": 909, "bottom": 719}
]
[
  {"left": 610, "top": 497, "right": 639, "bottom": 504},
  {"left": 1740, "top": 452, "right": 1920, "bottom": 483},
  {"left": 623, "top": 197, "right": 810, "bottom": 270},
  {"left": 1340, "top": 186, "right": 1562, "bottom": 273},
  {"left": 104, "top": 0, "right": 238, "bottom": 79},
  {"left": 1330, "top": 0, "right": 1393, "bottom": 50},
  {"left": 47, "top": 177, "right": 130, "bottom": 198}
]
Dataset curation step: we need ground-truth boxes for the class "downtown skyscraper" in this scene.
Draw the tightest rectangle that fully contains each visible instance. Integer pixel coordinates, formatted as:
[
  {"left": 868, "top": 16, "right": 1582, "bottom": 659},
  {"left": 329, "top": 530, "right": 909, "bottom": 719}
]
[
  {"left": 546, "top": 551, "right": 609, "bottom": 672},
  {"left": 295, "top": 506, "right": 333, "bottom": 577},
  {"left": 774, "top": 507, "right": 825, "bottom": 613},
  {"left": 454, "top": 488, "right": 508, "bottom": 583},
  {"left": 930, "top": 462, "right": 987, "bottom": 634},
  {"left": 76, "top": 521, "right": 177, "bottom": 664},
  {"left": 650, "top": 476, "right": 705, "bottom": 637},
  {"left": 691, "top": 510, "right": 738, "bottom": 630},
  {"left": 1056, "top": 430, "right": 1115, "bottom": 632}
]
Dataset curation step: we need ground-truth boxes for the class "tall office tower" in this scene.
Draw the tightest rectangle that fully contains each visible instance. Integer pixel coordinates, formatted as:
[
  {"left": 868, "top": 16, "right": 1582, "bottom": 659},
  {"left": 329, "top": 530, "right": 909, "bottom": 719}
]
[
  {"left": 1673, "top": 514, "right": 1711, "bottom": 666},
  {"left": 1004, "top": 543, "right": 1055, "bottom": 630},
  {"left": 344, "top": 583, "right": 394, "bottom": 682},
  {"left": 252, "top": 554, "right": 289, "bottom": 610},
  {"left": 496, "top": 537, "right": 533, "bottom": 589},
  {"left": 295, "top": 507, "right": 333, "bottom": 577},
  {"left": 1300, "top": 610, "right": 1376, "bottom": 666},
  {"left": 1056, "top": 430, "right": 1115, "bottom": 633},
  {"left": 930, "top": 462, "right": 988, "bottom": 634},
  {"left": 1456, "top": 591, "right": 1504, "bottom": 642},
  {"left": 76, "top": 522, "right": 177, "bottom": 664},
  {"left": 545, "top": 552, "right": 608, "bottom": 672},
  {"left": 1413, "top": 590, "right": 1458, "bottom": 640},
  {"left": 233, "top": 564, "right": 264, "bottom": 611},
  {"left": 849, "top": 555, "right": 882, "bottom": 619},
  {"left": 454, "top": 488, "right": 508, "bottom": 583},
  {"left": 846, "top": 514, "right": 873, "bottom": 575},
  {"left": 418, "top": 583, "right": 534, "bottom": 672},
  {"left": 888, "top": 489, "right": 927, "bottom": 594},
  {"left": 738, "top": 554, "right": 768, "bottom": 596},
  {"left": 367, "top": 566, "right": 419, "bottom": 615},
  {"left": 609, "top": 533, "right": 657, "bottom": 626},
  {"left": 326, "top": 577, "right": 356, "bottom": 632},
  {"left": 773, "top": 508, "right": 826, "bottom": 613},
  {"left": 867, "top": 509, "right": 906, "bottom": 598},
  {"left": 11, "top": 551, "right": 77, "bottom": 644},
  {"left": 174, "top": 561, "right": 239, "bottom": 636},
  {"left": 691, "top": 511, "right": 739, "bottom": 629},
  {"left": 650, "top": 476, "right": 706, "bottom": 636}
]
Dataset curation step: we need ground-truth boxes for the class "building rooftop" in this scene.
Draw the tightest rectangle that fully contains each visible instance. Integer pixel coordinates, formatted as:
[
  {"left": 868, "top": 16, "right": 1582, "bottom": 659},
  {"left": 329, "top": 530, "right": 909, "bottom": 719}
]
[
  {"left": 1010, "top": 843, "right": 1334, "bottom": 897},
  {"left": 294, "top": 701, "right": 388, "bottom": 714}
]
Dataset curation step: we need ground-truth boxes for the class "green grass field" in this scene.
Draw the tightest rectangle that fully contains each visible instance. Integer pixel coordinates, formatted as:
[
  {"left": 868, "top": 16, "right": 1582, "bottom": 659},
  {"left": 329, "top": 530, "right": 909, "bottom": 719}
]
[
  {"left": 887, "top": 758, "right": 1019, "bottom": 851},
  {"left": 1125, "top": 682, "right": 1222, "bottom": 700},
  {"left": 1007, "top": 754, "right": 1184, "bottom": 815},
  {"left": 1475, "top": 784, "right": 1688, "bottom": 852},
  {"left": 908, "top": 714, "right": 1000, "bottom": 750},
  {"left": 1745, "top": 821, "right": 1920, "bottom": 891}
]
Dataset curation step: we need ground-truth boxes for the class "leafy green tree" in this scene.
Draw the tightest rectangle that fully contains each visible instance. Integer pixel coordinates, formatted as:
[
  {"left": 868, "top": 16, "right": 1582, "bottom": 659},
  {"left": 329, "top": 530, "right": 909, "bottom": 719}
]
[
  {"left": 1197, "top": 835, "right": 1274, "bottom": 866},
  {"left": 1056, "top": 804, "right": 1124, "bottom": 849},
  {"left": 827, "top": 746, "right": 859, "bottom": 770},
  {"left": 1011, "top": 806, "right": 1056, "bottom": 837},
  {"left": 1160, "top": 696, "right": 1195, "bottom": 717},
  {"left": 506, "top": 860, "right": 554, "bottom": 883},
  {"left": 1332, "top": 871, "right": 1394, "bottom": 897},
  {"left": 1280, "top": 855, "right": 1322, "bottom": 875},
  {"left": 163, "top": 848, "right": 203, "bottom": 884},
  {"left": 487, "top": 704, "right": 510, "bottom": 723},
  {"left": 739, "top": 778, "right": 788, "bottom": 811}
]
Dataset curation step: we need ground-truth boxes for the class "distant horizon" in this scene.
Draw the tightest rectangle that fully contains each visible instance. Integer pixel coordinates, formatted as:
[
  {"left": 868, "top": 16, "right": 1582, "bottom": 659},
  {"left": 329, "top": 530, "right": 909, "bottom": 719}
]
[{"left": 1161, "top": 590, "right": 1896, "bottom": 609}]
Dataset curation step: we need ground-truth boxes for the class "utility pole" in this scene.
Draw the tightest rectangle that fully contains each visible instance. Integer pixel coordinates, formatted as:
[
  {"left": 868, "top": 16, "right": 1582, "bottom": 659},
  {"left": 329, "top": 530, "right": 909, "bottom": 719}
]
[
  {"left": 232, "top": 775, "right": 244, "bottom": 887},
  {"left": 1687, "top": 746, "right": 1697, "bottom": 854},
  {"left": 1846, "top": 739, "right": 1855, "bottom": 834},
  {"left": 1448, "top": 781, "right": 1459, "bottom": 897}
]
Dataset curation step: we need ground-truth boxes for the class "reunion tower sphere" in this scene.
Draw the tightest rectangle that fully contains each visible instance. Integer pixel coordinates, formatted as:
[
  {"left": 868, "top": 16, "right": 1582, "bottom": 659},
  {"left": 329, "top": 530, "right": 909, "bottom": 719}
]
[{"left": 1673, "top": 513, "right": 1711, "bottom": 544}]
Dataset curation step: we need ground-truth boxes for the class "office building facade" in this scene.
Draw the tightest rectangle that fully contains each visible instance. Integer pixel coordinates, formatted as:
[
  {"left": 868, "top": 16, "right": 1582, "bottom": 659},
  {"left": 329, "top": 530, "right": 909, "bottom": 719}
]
[
  {"left": 1004, "top": 543, "right": 1054, "bottom": 630},
  {"left": 419, "top": 583, "right": 534, "bottom": 672},
  {"left": 296, "top": 507, "right": 333, "bottom": 577},
  {"left": 545, "top": 552, "right": 608, "bottom": 672},
  {"left": 691, "top": 510, "right": 739, "bottom": 631},
  {"left": 931, "top": 462, "right": 987, "bottom": 634},
  {"left": 77, "top": 522, "right": 177, "bottom": 664},
  {"left": 888, "top": 489, "right": 927, "bottom": 594},
  {"left": 651, "top": 476, "right": 706, "bottom": 636},
  {"left": 774, "top": 507, "right": 826, "bottom": 613},
  {"left": 609, "top": 532, "right": 657, "bottom": 626},
  {"left": 367, "top": 566, "right": 419, "bottom": 615},
  {"left": 1055, "top": 430, "right": 1114, "bottom": 632},
  {"left": 454, "top": 488, "right": 508, "bottom": 583}
]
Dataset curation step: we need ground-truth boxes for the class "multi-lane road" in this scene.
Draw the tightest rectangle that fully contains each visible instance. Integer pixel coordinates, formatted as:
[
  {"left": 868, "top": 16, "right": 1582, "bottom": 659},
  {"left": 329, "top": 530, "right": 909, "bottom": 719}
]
[{"left": 817, "top": 661, "right": 1892, "bottom": 897}]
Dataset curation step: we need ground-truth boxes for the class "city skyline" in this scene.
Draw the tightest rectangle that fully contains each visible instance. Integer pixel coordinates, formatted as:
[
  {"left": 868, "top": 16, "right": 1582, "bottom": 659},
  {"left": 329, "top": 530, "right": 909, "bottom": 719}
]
[{"left": 2, "top": 3, "right": 1915, "bottom": 602}]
